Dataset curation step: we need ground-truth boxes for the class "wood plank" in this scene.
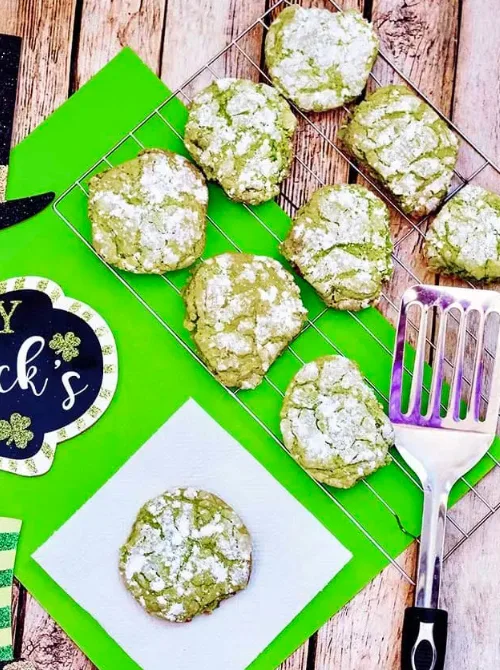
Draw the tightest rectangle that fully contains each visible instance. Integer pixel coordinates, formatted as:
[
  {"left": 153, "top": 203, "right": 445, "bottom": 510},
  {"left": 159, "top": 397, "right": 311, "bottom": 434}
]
[
  {"left": 19, "top": 593, "right": 93, "bottom": 670},
  {"left": 312, "top": 2, "right": 460, "bottom": 668},
  {"left": 74, "top": 0, "right": 167, "bottom": 89},
  {"left": 451, "top": 0, "right": 500, "bottom": 449},
  {"left": 453, "top": 0, "right": 500, "bottom": 185},
  {"left": 11, "top": 580, "right": 22, "bottom": 654},
  {"left": 314, "top": 545, "right": 416, "bottom": 669},
  {"left": 373, "top": 0, "right": 459, "bottom": 106},
  {"left": 279, "top": 643, "right": 309, "bottom": 670},
  {"left": 371, "top": 0, "right": 461, "bottom": 324},
  {"left": 161, "top": 0, "right": 266, "bottom": 90},
  {"left": 442, "top": 491, "right": 500, "bottom": 667},
  {"left": 439, "top": 1, "right": 500, "bottom": 665},
  {"left": 275, "top": 0, "right": 365, "bottom": 215},
  {"left": 0, "top": 0, "right": 77, "bottom": 145}
]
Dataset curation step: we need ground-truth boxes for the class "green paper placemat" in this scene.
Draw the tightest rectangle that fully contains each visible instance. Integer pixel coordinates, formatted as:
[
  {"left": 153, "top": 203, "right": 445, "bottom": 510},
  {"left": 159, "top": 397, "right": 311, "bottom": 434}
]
[{"left": 1, "top": 49, "right": 499, "bottom": 669}]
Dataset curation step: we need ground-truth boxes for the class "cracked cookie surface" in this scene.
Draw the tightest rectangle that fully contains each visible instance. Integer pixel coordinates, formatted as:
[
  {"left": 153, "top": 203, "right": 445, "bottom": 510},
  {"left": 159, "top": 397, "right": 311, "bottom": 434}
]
[
  {"left": 339, "top": 85, "right": 459, "bottom": 217},
  {"left": 280, "top": 355, "right": 394, "bottom": 488},
  {"left": 119, "top": 488, "right": 252, "bottom": 623},
  {"left": 183, "top": 253, "right": 307, "bottom": 389},
  {"left": 265, "top": 6, "right": 378, "bottom": 112},
  {"left": 89, "top": 149, "right": 208, "bottom": 273},
  {"left": 281, "top": 184, "right": 393, "bottom": 311},
  {"left": 184, "top": 78, "right": 296, "bottom": 204},
  {"left": 425, "top": 184, "right": 500, "bottom": 281}
]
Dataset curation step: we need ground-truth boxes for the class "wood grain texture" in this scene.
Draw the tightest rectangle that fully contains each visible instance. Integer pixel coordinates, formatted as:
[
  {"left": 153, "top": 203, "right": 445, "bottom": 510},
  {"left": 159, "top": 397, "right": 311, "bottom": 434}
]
[
  {"left": 439, "top": 2, "right": 500, "bottom": 665},
  {"left": 372, "top": 0, "right": 461, "bottom": 322},
  {"left": 278, "top": 643, "right": 309, "bottom": 670},
  {"left": 10, "top": 580, "right": 21, "bottom": 653},
  {"left": 373, "top": 0, "right": 459, "bottom": 106},
  {"left": 18, "top": 593, "right": 92, "bottom": 670},
  {"left": 453, "top": 0, "right": 500, "bottom": 186},
  {"left": 274, "top": 0, "right": 365, "bottom": 215},
  {"left": 0, "top": 0, "right": 77, "bottom": 144},
  {"left": 454, "top": 0, "right": 500, "bottom": 149},
  {"left": 313, "top": 2, "right": 460, "bottom": 668},
  {"left": 442, "top": 489, "right": 500, "bottom": 667},
  {"left": 4, "top": 1, "right": 500, "bottom": 669},
  {"left": 162, "top": 0, "right": 266, "bottom": 90},
  {"left": 74, "top": 0, "right": 167, "bottom": 90},
  {"left": 314, "top": 545, "right": 416, "bottom": 669}
]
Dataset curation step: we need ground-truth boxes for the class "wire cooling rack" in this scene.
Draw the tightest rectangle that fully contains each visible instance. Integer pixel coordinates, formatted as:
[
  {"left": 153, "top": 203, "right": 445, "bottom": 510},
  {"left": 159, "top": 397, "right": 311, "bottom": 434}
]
[{"left": 53, "top": 0, "right": 500, "bottom": 588}]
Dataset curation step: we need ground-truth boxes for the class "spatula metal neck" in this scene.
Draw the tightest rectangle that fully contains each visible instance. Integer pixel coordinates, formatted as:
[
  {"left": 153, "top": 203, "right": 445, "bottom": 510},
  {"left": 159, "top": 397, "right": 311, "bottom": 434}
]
[{"left": 416, "top": 482, "right": 449, "bottom": 609}]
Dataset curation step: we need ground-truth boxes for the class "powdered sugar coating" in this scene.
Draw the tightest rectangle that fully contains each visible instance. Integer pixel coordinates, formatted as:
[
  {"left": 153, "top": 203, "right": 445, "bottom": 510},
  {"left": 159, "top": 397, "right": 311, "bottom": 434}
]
[
  {"left": 184, "top": 79, "right": 297, "bottom": 204},
  {"left": 280, "top": 355, "right": 393, "bottom": 488},
  {"left": 89, "top": 149, "right": 208, "bottom": 273},
  {"left": 119, "top": 488, "right": 252, "bottom": 623},
  {"left": 339, "top": 85, "right": 459, "bottom": 217},
  {"left": 281, "top": 185, "right": 393, "bottom": 310},
  {"left": 425, "top": 185, "right": 500, "bottom": 281},
  {"left": 265, "top": 7, "right": 378, "bottom": 112},
  {"left": 184, "top": 253, "right": 308, "bottom": 389}
]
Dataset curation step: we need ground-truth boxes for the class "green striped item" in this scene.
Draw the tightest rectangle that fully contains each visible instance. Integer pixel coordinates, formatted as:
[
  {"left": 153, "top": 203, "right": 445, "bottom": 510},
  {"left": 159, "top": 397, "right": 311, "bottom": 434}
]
[{"left": 0, "top": 518, "right": 21, "bottom": 662}]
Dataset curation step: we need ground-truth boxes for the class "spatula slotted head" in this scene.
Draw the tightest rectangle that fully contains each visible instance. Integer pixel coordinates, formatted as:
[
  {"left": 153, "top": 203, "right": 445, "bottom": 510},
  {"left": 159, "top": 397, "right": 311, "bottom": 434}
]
[{"left": 390, "top": 285, "right": 500, "bottom": 434}]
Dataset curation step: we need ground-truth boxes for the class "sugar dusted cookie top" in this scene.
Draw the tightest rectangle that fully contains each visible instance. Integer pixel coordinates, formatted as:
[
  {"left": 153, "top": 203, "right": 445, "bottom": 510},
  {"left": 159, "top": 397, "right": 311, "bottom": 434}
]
[
  {"left": 119, "top": 488, "right": 252, "bottom": 623},
  {"left": 339, "top": 85, "right": 459, "bottom": 217},
  {"left": 425, "top": 184, "right": 500, "bottom": 281},
  {"left": 265, "top": 6, "right": 378, "bottom": 112},
  {"left": 280, "top": 355, "right": 393, "bottom": 488},
  {"left": 89, "top": 149, "right": 208, "bottom": 274},
  {"left": 281, "top": 184, "right": 393, "bottom": 311},
  {"left": 184, "top": 78, "right": 297, "bottom": 204},
  {"left": 183, "top": 252, "right": 307, "bottom": 389}
]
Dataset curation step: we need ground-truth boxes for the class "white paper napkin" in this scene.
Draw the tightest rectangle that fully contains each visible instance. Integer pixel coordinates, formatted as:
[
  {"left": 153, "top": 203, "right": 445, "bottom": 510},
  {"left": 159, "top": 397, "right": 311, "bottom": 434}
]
[{"left": 34, "top": 399, "right": 351, "bottom": 670}]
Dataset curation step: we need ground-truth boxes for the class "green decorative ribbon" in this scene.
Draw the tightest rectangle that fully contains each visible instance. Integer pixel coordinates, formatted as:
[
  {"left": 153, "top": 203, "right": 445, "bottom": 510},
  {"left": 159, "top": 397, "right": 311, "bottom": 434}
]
[{"left": 0, "top": 518, "right": 21, "bottom": 662}]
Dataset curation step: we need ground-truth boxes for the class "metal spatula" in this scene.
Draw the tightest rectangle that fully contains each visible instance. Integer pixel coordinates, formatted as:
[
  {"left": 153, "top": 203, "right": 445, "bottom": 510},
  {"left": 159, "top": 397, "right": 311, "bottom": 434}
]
[{"left": 390, "top": 284, "right": 500, "bottom": 670}]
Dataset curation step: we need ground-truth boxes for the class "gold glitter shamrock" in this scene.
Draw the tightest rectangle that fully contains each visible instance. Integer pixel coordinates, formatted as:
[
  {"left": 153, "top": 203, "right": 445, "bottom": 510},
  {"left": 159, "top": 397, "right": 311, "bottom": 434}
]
[
  {"left": 49, "top": 331, "right": 81, "bottom": 362},
  {"left": 0, "top": 413, "right": 34, "bottom": 449}
]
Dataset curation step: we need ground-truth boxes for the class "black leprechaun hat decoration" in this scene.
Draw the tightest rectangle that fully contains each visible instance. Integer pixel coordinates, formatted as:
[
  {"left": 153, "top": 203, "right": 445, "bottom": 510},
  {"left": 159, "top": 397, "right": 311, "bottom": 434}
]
[{"left": 0, "top": 34, "right": 54, "bottom": 230}]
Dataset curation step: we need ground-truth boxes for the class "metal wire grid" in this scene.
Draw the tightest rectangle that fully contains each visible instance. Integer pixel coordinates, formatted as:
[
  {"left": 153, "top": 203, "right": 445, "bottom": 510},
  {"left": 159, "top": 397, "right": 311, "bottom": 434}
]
[{"left": 52, "top": 0, "right": 500, "bottom": 588}]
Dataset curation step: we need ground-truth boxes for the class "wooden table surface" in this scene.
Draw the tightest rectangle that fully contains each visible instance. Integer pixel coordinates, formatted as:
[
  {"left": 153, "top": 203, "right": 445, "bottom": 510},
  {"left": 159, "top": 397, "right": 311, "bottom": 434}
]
[{"left": 3, "top": 0, "right": 500, "bottom": 668}]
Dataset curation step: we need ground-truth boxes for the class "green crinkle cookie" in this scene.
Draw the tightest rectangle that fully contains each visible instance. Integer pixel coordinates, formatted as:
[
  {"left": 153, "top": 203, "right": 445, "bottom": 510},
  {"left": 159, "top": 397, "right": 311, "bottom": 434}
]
[
  {"left": 183, "top": 252, "right": 307, "bottom": 389},
  {"left": 119, "top": 488, "right": 252, "bottom": 623},
  {"left": 265, "top": 6, "right": 378, "bottom": 112},
  {"left": 339, "top": 85, "right": 459, "bottom": 218},
  {"left": 280, "top": 355, "right": 394, "bottom": 489},
  {"left": 88, "top": 149, "right": 208, "bottom": 274},
  {"left": 281, "top": 184, "right": 393, "bottom": 311},
  {"left": 184, "top": 78, "right": 297, "bottom": 205},
  {"left": 425, "top": 184, "right": 500, "bottom": 281}
]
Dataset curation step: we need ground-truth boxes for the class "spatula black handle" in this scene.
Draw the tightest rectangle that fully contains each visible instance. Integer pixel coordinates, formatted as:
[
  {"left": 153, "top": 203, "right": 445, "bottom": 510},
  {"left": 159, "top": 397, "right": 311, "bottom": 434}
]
[
  {"left": 401, "top": 607, "right": 448, "bottom": 670},
  {"left": 0, "top": 34, "right": 21, "bottom": 167}
]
